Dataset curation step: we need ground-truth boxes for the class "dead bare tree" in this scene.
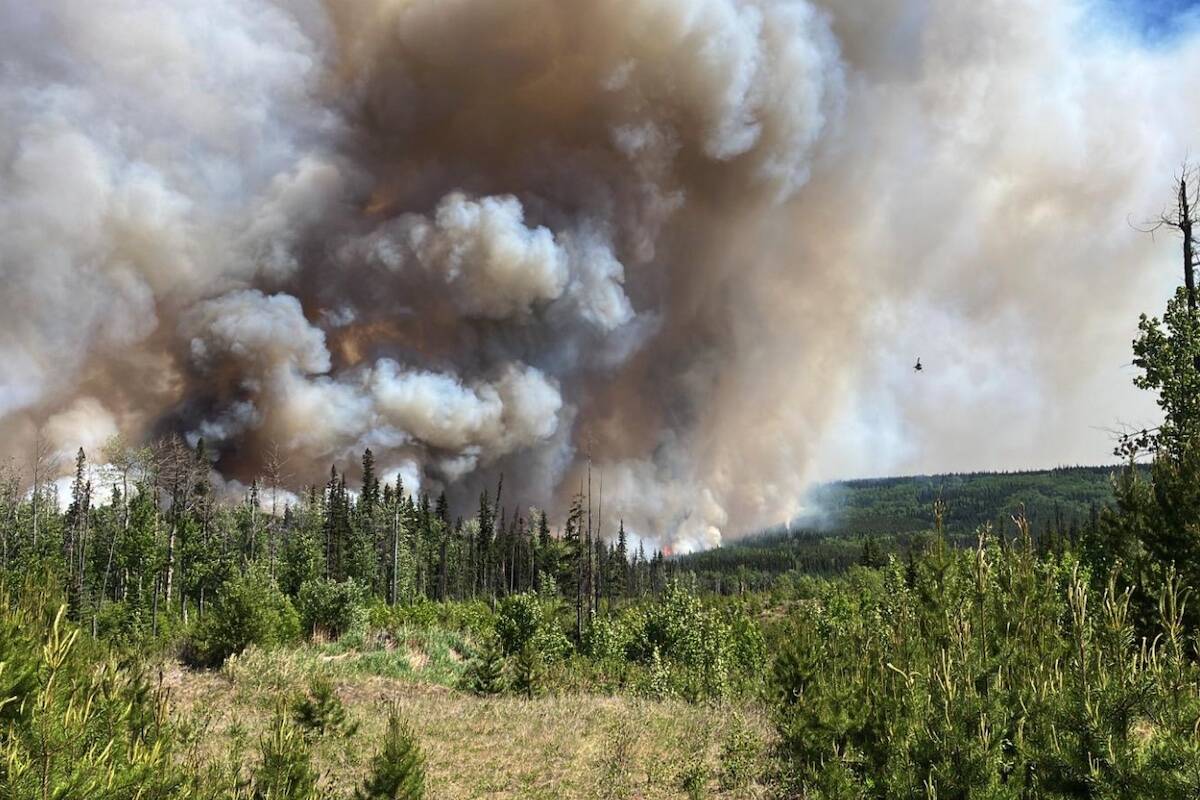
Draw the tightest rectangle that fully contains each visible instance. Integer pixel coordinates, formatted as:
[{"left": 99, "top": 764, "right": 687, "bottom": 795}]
[
  {"left": 29, "top": 427, "right": 60, "bottom": 553},
  {"left": 100, "top": 435, "right": 144, "bottom": 605},
  {"left": 264, "top": 441, "right": 291, "bottom": 579},
  {"left": 1138, "top": 164, "right": 1199, "bottom": 323},
  {"left": 154, "top": 435, "right": 195, "bottom": 627}
]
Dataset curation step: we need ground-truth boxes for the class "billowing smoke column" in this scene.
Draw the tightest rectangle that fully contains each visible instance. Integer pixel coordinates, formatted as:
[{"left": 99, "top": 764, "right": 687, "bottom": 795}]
[{"left": 2, "top": 0, "right": 1199, "bottom": 550}]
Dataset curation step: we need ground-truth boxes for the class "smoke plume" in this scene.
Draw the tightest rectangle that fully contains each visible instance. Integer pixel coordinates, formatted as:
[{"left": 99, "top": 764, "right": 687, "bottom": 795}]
[{"left": 2, "top": 0, "right": 1198, "bottom": 550}]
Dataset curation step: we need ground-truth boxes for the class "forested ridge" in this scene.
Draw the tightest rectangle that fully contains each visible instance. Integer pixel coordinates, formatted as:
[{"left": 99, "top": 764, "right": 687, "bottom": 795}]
[{"left": 676, "top": 466, "right": 1130, "bottom": 587}]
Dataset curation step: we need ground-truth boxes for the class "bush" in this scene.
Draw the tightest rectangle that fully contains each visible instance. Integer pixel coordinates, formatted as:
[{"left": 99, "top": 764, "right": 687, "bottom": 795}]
[
  {"left": 251, "top": 715, "right": 321, "bottom": 800},
  {"left": 511, "top": 643, "right": 545, "bottom": 699},
  {"left": 584, "top": 613, "right": 635, "bottom": 663},
  {"left": 460, "top": 633, "right": 506, "bottom": 695},
  {"left": 0, "top": 586, "right": 187, "bottom": 798},
  {"left": 773, "top": 539, "right": 1200, "bottom": 798},
  {"left": 186, "top": 567, "right": 300, "bottom": 667},
  {"left": 297, "top": 577, "right": 367, "bottom": 641},
  {"left": 625, "top": 581, "right": 764, "bottom": 700},
  {"left": 494, "top": 588, "right": 570, "bottom": 662},
  {"left": 355, "top": 709, "right": 426, "bottom": 800},
  {"left": 368, "top": 598, "right": 494, "bottom": 638},
  {"left": 291, "top": 675, "right": 359, "bottom": 738},
  {"left": 718, "top": 716, "right": 762, "bottom": 791}
]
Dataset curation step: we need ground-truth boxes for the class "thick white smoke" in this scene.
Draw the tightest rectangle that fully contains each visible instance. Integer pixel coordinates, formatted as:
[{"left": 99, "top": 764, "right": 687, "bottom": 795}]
[{"left": 0, "top": 0, "right": 1196, "bottom": 550}]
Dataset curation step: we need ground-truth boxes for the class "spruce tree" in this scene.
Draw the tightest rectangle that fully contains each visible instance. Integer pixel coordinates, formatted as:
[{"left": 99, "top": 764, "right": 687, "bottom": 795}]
[
  {"left": 511, "top": 642, "right": 544, "bottom": 699},
  {"left": 361, "top": 449, "right": 380, "bottom": 514},
  {"left": 292, "top": 675, "right": 358, "bottom": 738},
  {"left": 355, "top": 711, "right": 426, "bottom": 800},
  {"left": 253, "top": 715, "right": 320, "bottom": 800},
  {"left": 462, "top": 634, "right": 506, "bottom": 695}
]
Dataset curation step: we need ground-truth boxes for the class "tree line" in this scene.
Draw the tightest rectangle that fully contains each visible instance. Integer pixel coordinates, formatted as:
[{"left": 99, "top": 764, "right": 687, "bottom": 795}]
[{"left": 0, "top": 440, "right": 673, "bottom": 641}]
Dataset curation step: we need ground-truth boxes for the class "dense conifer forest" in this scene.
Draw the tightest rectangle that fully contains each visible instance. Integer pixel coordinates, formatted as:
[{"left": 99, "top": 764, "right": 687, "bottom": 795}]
[{"left": 677, "top": 466, "right": 1128, "bottom": 588}]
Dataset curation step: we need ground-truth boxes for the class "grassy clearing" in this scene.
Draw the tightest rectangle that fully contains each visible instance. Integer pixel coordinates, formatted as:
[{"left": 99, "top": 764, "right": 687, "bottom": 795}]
[{"left": 164, "top": 641, "right": 775, "bottom": 799}]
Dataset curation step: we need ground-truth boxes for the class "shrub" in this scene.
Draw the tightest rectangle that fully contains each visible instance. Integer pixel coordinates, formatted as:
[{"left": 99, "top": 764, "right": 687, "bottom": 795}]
[
  {"left": 251, "top": 715, "right": 321, "bottom": 800},
  {"left": 368, "top": 598, "right": 495, "bottom": 638},
  {"left": 186, "top": 567, "right": 300, "bottom": 667},
  {"left": 355, "top": 709, "right": 426, "bottom": 800},
  {"left": 494, "top": 588, "right": 570, "bottom": 662},
  {"left": 584, "top": 613, "right": 635, "bottom": 663},
  {"left": 0, "top": 589, "right": 186, "bottom": 798},
  {"left": 772, "top": 537, "right": 1200, "bottom": 798},
  {"left": 297, "top": 577, "right": 367, "bottom": 641},
  {"left": 678, "top": 754, "right": 710, "bottom": 800},
  {"left": 626, "top": 581, "right": 763, "bottom": 700},
  {"left": 511, "top": 643, "right": 545, "bottom": 699},
  {"left": 460, "top": 633, "right": 506, "bottom": 695},
  {"left": 718, "top": 716, "right": 762, "bottom": 791},
  {"left": 291, "top": 675, "right": 359, "bottom": 738}
]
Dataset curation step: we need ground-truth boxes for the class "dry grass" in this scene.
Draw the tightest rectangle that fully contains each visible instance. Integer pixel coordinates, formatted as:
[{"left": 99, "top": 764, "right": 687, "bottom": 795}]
[{"left": 162, "top": 647, "right": 776, "bottom": 799}]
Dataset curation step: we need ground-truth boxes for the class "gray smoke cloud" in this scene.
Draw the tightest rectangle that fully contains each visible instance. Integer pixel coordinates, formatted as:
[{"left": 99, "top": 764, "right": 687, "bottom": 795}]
[{"left": 0, "top": 0, "right": 1196, "bottom": 550}]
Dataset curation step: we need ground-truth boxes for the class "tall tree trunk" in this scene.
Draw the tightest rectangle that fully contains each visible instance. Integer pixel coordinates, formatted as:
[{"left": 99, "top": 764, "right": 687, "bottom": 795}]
[
  {"left": 391, "top": 502, "right": 400, "bottom": 606},
  {"left": 1181, "top": 176, "right": 1196, "bottom": 313}
]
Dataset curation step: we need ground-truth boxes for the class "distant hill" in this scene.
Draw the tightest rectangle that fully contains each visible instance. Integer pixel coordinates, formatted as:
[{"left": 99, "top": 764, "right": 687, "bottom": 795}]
[
  {"left": 800, "top": 465, "right": 1124, "bottom": 537},
  {"left": 676, "top": 466, "right": 1132, "bottom": 584}
]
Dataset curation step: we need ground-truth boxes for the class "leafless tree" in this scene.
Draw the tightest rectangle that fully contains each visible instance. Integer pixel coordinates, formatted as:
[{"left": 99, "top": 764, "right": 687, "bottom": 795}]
[
  {"left": 1138, "top": 164, "right": 1199, "bottom": 313},
  {"left": 264, "top": 441, "right": 291, "bottom": 578},
  {"left": 154, "top": 435, "right": 196, "bottom": 618},
  {"left": 29, "top": 426, "right": 60, "bottom": 552}
]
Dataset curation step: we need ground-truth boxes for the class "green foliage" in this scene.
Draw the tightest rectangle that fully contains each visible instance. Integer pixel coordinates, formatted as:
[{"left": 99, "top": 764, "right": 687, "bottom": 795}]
[
  {"left": 624, "top": 581, "right": 765, "bottom": 700},
  {"left": 1092, "top": 274, "right": 1200, "bottom": 630},
  {"left": 773, "top": 534, "right": 1200, "bottom": 798},
  {"left": 584, "top": 612, "right": 636, "bottom": 664},
  {"left": 511, "top": 643, "right": 545, "bottom": 699},
  {"left": 249, "top": 715, "right": 321, "bottom": 800},
  {"left": 460, "top": 633, "right": 506, "bottom": 695},
  {"left": 677, "top": 753, "right": 710, "bottom": 800},
  {"left": 354, "top": 710, "right": 425, "bottom": 800},
  {"left": 717, "top": 715, "right": 761, "bottom": 792},
  {"left": 290, "top": 675, "right": 359, "bottom": 738},
  {"left": 369, "top": 599, "right": 494, "bottom": 638},
  {"left": 494, "top": 587, "right": 570, "bottom": 662},
  {"left": 679, "top": 467, "right": 1117, "bottom": 588},
  {"left": 297, "top": 578, "right": 367, "bottom": 641},
  {"left": 1133, "top": 285, "right": 1200, "bottom": 455},
  {"left": 186, "top": 567, "right": 300, "bottom": 667},
  {"left": 0, "top": 584, "right": 187, "bottom": 799}
]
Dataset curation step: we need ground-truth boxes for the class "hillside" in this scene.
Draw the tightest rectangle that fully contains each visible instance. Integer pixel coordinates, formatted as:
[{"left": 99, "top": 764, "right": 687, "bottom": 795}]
[{"left": 676, "top": 465, "right": 1130, "bottom": 583}]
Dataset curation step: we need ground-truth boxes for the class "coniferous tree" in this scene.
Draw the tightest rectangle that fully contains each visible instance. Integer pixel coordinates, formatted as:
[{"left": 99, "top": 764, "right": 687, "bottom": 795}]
[
  {"left": 252, "top": 715, "right": 320, "bottom": 800},
  {"left": 511, "top": 643, "right": 544, "bottom": 699},
  {"left": 64, "top": 448, "right": 91, "bottom": 615},
  {"left": 462, "top": 634, "right": 506, "bottom": 695},
  {"left": 355, "top": 711, "right": 426, "bottom": 800}
]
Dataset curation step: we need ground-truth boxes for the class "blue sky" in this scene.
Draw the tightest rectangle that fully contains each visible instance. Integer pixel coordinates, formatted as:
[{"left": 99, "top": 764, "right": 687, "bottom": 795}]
[{"left": 1103, "top": 0, "right": 1200, "bottom": 42}]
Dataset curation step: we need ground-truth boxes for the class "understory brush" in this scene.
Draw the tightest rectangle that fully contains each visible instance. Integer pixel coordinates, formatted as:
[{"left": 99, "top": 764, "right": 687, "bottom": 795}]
[{"left": 774, "top": 518, "right": 1200, "bottom": 798}]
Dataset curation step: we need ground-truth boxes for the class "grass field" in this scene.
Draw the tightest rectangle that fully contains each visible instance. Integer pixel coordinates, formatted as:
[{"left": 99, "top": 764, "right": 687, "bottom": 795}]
[{"left": 163, "top": 642, "right": 775, "bottom": 799}]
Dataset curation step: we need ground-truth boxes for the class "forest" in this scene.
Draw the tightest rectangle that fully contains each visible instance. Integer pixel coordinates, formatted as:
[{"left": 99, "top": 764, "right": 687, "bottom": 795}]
[{"left": 4, "top": 256, "right": 1200, "bottom": 799}]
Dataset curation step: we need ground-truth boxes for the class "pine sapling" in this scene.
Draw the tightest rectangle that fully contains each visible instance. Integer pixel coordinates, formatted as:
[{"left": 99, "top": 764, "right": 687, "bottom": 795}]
[{"left": 355, "top": 710, "right": 425, "bottom": 800}]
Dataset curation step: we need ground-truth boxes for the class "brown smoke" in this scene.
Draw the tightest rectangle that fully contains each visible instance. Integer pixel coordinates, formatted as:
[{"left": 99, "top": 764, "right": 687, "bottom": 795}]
[{"left": 1, "top": 0, "right": 1197, "bottom": 549}]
